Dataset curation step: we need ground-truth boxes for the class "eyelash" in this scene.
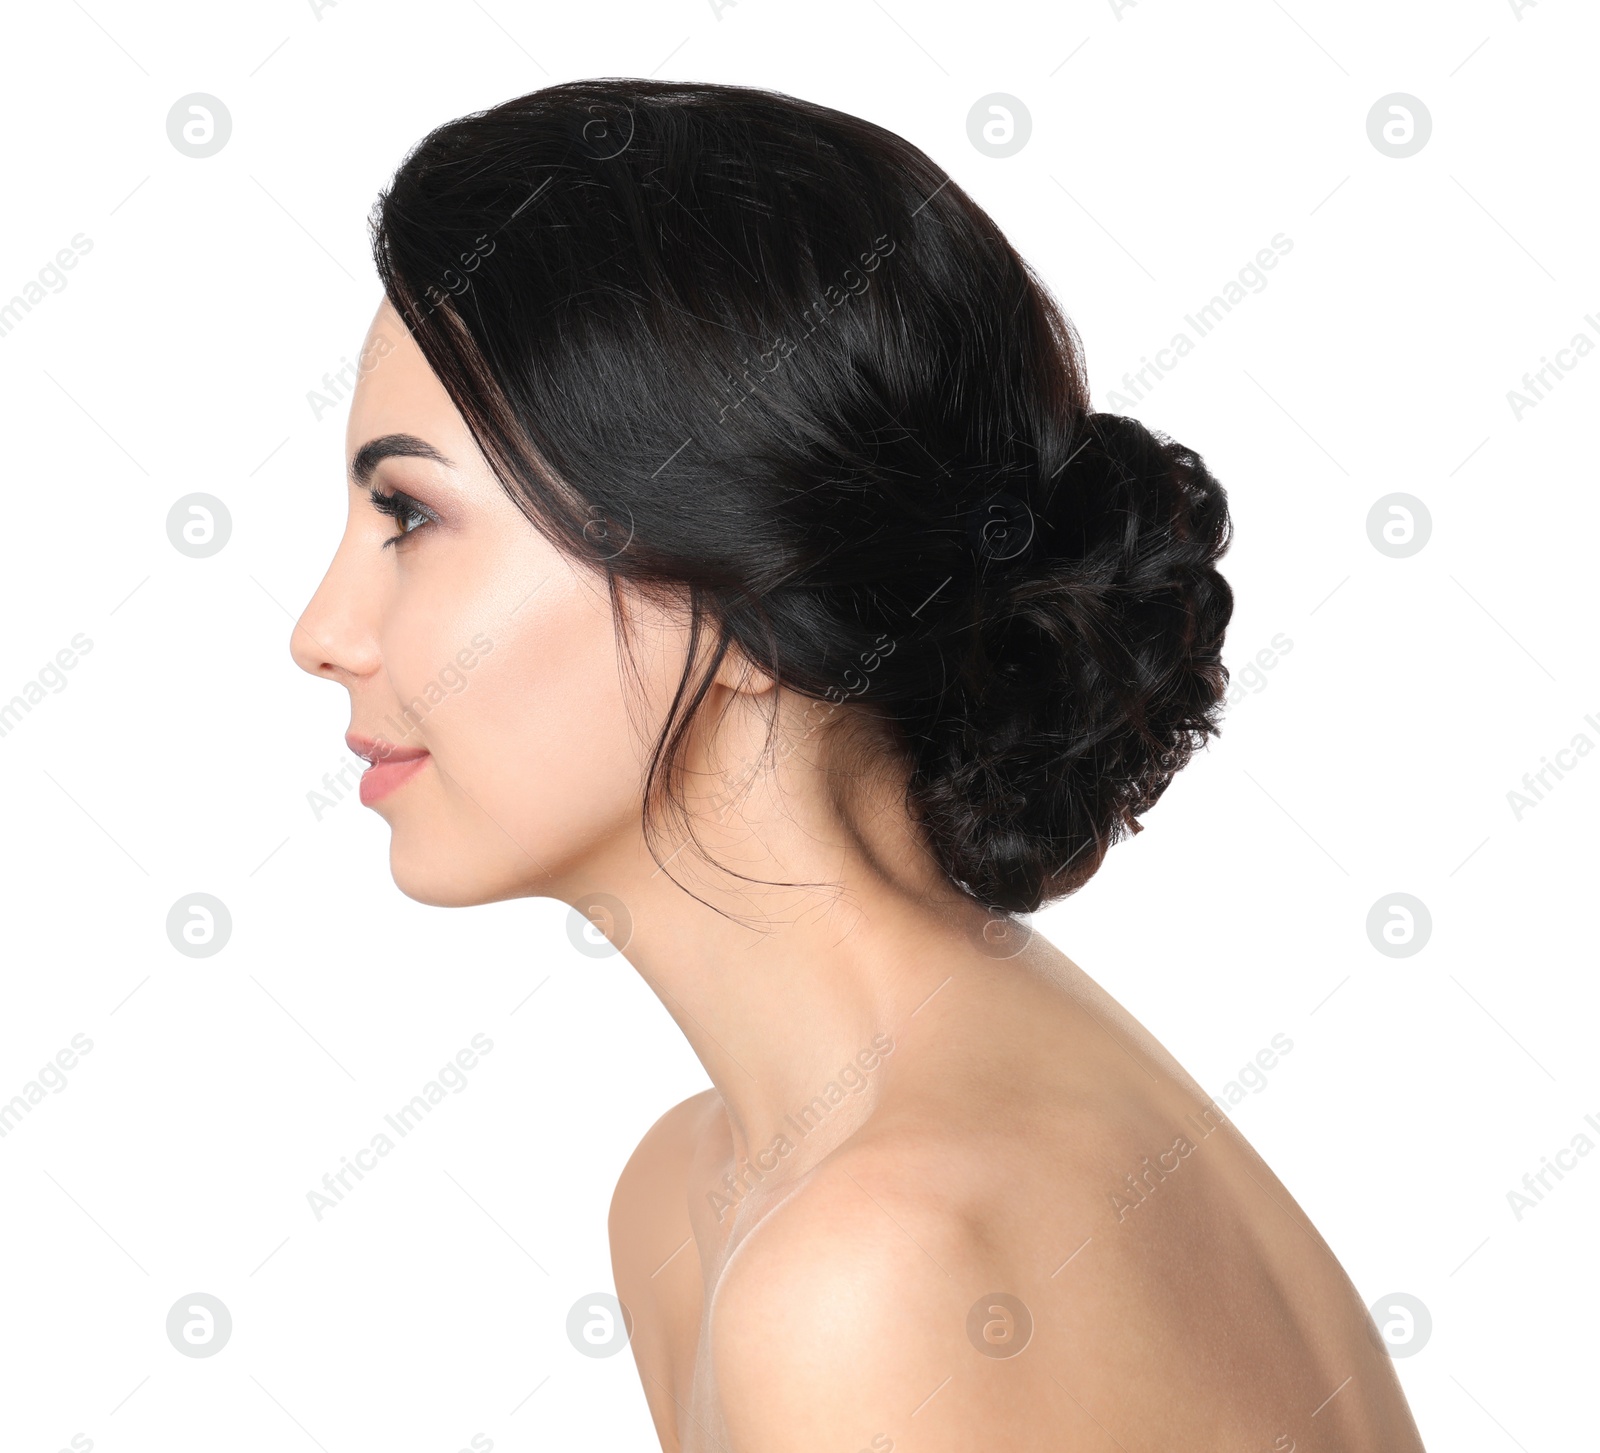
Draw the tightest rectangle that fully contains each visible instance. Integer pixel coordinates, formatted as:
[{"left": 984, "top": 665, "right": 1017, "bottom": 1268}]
[{"left": 367, "top": 487, "right": 437, "bottom": 548}]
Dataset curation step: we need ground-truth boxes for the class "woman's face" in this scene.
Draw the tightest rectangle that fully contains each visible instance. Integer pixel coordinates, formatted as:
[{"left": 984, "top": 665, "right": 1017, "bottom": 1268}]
[{"left": 290, "top": 299, "right": 690, "bottom": 906}]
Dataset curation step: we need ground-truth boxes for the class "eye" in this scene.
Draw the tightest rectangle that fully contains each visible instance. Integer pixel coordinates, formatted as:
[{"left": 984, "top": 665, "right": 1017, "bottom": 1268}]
[{"left": 367, "top": 487, "right": 438, "bottom": 548}]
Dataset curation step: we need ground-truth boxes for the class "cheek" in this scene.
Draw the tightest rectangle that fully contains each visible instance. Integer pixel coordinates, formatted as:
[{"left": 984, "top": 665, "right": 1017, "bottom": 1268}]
[{"left": 404, "top": 568, "right": 652, "bottom": 848}]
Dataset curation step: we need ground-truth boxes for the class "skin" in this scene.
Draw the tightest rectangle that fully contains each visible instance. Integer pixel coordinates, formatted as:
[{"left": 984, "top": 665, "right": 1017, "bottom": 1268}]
[{"left": 293, "top": 299, "right": 1428, "bottom": 1453}]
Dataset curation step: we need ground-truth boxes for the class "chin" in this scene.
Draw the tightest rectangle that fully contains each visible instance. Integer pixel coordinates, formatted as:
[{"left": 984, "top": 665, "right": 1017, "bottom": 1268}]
[{"left": 386, "top": 835, "right": 519, "bottom": 908}]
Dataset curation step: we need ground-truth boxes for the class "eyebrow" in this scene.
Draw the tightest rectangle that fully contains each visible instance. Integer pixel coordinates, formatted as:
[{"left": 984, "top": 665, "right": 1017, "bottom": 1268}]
[{"left": 349, "top": 433, "right": 455, "bottom": 487}]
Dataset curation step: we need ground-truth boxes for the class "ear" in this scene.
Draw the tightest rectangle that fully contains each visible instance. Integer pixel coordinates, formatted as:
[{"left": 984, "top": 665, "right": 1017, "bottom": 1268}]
[{"left": 712, "top": 642, "right": 776, "bottom": 697}]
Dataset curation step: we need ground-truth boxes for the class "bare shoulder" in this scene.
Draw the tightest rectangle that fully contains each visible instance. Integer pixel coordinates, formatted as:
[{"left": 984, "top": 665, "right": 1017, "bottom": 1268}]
[
  {"left": 609, "top": 1087, "right": 720, "bottom": 1226},
  {"left": 706, "top": 1136, "right": 1104, "bottom": 1453},
  {"left": 708, "top": 1093, "right": 1423, "bottom": 1453},
  {"left": 608, "top": 1086, "right": 720, "bottom": 1283},
  {"left": 606, "top": 1089, "right": 723, "bottom": 1453}
]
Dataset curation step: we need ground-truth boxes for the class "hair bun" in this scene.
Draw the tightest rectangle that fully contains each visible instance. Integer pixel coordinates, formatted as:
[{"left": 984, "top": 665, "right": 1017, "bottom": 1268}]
[{"left": 908, "top": 411, "right": 1234, "bottom": 914}]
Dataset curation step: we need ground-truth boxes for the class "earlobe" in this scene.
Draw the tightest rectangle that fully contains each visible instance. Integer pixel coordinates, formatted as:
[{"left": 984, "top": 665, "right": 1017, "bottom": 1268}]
[{"left": 714, "top": 650, "right": 775, "bottom": 696}]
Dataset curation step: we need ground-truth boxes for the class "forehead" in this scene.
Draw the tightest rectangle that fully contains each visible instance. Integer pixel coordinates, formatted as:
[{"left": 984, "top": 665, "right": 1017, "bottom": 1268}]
[{"left": 347, "top": 298, "right": 460, "bottom": 458}]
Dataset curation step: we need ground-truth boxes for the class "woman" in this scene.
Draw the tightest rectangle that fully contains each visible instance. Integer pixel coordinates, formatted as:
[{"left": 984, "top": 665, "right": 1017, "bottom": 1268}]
[{"left": 292, "top": 78, "right": 1425, "bottom": 1453}]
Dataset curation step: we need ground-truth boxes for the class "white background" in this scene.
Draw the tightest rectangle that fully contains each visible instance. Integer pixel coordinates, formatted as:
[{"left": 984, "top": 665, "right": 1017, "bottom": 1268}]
[{"left": 1, "top": 1, "right": 1593, "bottom": 1449}]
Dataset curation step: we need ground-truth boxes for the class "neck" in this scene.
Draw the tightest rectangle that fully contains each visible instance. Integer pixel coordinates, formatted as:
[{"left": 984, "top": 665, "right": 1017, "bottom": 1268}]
[{"left": 556, "top": 698, "right": 990, "bottom": 1178}]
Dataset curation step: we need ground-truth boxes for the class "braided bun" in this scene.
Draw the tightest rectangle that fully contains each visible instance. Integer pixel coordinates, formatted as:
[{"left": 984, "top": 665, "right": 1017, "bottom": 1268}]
[{"left": 905, "top": 412, "right": 1233, "bottom": 914}]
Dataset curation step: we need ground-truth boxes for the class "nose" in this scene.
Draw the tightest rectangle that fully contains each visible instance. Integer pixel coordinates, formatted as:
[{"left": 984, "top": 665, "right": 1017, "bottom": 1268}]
[{"left": 290, "top": 537, "right": 382, "bottom": 685}]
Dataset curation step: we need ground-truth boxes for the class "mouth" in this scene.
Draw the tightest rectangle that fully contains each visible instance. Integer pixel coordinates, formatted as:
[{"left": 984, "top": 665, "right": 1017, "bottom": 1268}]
[{"left": 345, "top": 732, "right": 431, "bottom": 806}]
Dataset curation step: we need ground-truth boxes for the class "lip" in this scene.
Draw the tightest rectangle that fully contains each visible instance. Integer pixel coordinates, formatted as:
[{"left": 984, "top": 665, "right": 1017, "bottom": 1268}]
[{"left": 346, "top": 732, "right": 431, "bottom": 806}]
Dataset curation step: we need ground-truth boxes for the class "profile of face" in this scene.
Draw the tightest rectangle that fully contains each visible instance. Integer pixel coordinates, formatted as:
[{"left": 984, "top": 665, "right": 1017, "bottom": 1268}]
[{"left": 290, "top": 300, "right": 712, "bottom": 908}]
